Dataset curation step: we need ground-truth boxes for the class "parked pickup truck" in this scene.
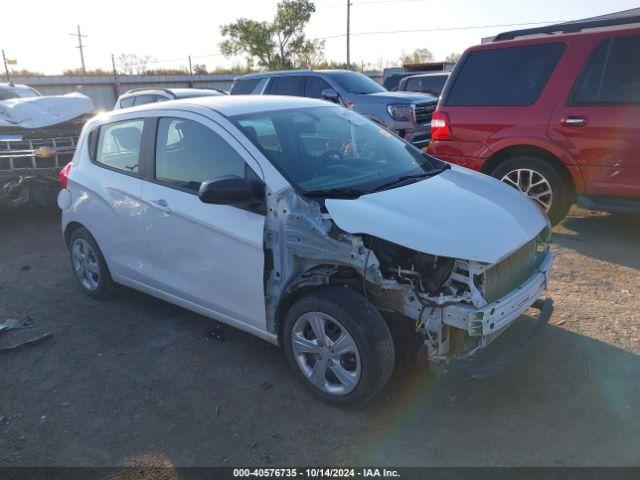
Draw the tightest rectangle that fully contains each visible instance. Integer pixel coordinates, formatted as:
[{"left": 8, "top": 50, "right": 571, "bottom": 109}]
[{"left": 0, "top": 83, "right": 94, "bottom": 208}]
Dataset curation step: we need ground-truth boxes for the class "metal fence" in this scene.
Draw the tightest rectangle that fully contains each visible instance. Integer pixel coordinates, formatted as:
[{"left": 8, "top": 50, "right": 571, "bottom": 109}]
[{"left": 10, "top": 72, "right": 384, "bottom": 111}]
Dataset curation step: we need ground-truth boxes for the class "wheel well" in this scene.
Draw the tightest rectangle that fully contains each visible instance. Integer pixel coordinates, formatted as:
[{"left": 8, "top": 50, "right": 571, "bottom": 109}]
[
  {"left": 63, "top": 221, "right": 84, "bottom": 247},
  {"left": 274, "top": 266, "right": 364, "bottom": 344},
  {"left": 482, "top": 145, "right": 576, "bottom": 201}
]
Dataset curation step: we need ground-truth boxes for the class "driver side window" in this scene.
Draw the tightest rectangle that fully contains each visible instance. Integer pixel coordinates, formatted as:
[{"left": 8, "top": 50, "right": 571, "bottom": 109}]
[{"left": 155, "top": 118, "right": 247, "bottom": 192}]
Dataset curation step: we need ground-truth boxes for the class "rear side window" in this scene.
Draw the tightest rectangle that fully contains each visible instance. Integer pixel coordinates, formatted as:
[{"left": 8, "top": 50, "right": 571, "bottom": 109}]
[
  {"left": 405, "top": 76, "right": 448, "bottom": 94},
  {"left": 304, "top": 76, "right": 332, "bottom": 98},
  {"left": 96, "top": 119, "right": 144, "bottom": 174},
  {"left": 132, "top": 95, "right": 156, "bottom": 106},
  {"left": 118, "top": 97, "right": 135, "bottom": 109},
  {"left": 446, "top": 43, "right": 566, "bottom": 106},
  {"left": 231, "top": 78, "right": 260, "bottom": 95},
  {"left": 155, "top": 118, "right": 247, "bottom": 192},
  {"left": 571, "top": 36, "right": 640, "bottom": 104},
  {"left": 267, "top": 76, "right": 303, "bottom": 96}
]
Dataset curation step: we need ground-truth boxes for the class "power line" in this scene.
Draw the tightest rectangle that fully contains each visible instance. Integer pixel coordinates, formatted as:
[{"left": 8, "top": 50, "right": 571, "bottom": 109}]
[{"left": 319, "top": 20, "right": 571, "bottom": 40}]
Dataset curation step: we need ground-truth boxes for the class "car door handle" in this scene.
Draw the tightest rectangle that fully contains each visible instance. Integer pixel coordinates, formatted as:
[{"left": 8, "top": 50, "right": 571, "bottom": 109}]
[
  {"left": 561, "top": 116, "right": 587, "bottom": 127},
  {"left": 148, "top": 199, "right": 171, "bottom": 214}
]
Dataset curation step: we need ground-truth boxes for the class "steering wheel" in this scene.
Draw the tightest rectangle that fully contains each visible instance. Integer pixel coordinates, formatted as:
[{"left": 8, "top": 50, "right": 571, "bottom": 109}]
[
  {"left": 319, "top": 149, "right": 344, "bottom": 163},
  {"left": 312, "top": 163, "right": 359, "bottom": 179}
]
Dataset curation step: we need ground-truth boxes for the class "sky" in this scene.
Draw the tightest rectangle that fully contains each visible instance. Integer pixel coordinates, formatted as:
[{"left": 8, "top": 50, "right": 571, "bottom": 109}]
[{"left": 2, "top": 0, "right": 639, "bottom": 74}]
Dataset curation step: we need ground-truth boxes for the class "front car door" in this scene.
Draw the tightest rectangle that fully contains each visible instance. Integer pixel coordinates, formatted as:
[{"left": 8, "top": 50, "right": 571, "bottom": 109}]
[
  {"left": 549, "top": 33, "right": 640, "bottom": 200},
  {"left": 140, "top": 111, "right": 267, "bottom": 332}
]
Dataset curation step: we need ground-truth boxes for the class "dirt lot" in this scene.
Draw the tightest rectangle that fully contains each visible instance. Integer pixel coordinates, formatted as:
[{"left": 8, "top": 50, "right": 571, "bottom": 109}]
[{"left": 0, "top": 207, "right": 639, "bottom": 467}]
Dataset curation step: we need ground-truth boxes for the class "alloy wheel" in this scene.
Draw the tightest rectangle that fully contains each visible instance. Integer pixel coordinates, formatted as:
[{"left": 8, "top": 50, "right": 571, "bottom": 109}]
[
  {"left": 291, "top": 312, "right": 361, "bottom": 396},
  {"left": 71, "top": 238, "right": 101, "bottom": 292},
  {"left": 501, "top": 168, "right": 553, "bottom": 212}
]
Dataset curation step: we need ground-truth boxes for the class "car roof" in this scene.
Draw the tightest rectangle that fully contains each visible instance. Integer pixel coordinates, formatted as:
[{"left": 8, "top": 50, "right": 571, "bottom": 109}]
[
  {"left": 103, "top": 94, "right": 336, "bottom": 121},
  {"left": 403, "top": 72, "right": 450, "bottom": 79},
  {"left": 0, "top": 82, "right": 32, "bottom": 90},
  {"left": 235, "top": 69, "right": 360, "bottom": 80},
  {"left": 119, "top": 87, "right": 224, "bottom": 99},
  {"left": 471, "top": 23, "right": 640, "bottom": 51}
]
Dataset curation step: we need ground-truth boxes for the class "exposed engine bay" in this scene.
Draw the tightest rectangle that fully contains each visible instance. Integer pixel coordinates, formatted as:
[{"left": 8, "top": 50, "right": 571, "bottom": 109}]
[{"left": 264, "top": 186, "right": 553, "bottom": 363}]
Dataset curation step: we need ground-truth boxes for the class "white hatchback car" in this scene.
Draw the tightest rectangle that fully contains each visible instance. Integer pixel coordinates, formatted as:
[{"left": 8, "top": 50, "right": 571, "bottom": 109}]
[{"left": 58, "top": 96, "right": 554, "bottom": 405}]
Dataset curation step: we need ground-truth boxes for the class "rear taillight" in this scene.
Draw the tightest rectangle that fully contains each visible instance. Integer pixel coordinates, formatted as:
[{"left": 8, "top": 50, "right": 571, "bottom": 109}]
[
  {"left": 60, "top": 162, "right": 72, "bottom": 189},
  {"left": 431, "top": 111, "right": 451, "bottom": 141}
]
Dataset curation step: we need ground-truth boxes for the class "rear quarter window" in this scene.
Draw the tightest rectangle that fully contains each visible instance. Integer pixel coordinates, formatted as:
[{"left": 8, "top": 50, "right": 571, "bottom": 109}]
[
  {"left": 445, "top": 43, "right": 566, "bottom": 106},
  {"left": 118, "top": 97, "right": 135, "bottom": 109},
  {"left": 231, "top": 78, "right": 261, "bottom": 95}
]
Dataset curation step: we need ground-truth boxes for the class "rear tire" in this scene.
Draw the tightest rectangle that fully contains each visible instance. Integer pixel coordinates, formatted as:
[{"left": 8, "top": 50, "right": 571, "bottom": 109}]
[
  {"left": 282, "top": 287, "right": 395, "bottom": 406},
  {"left": 491, "top": 156, "right": 571, "bottom": 225},
  {"left": 68, "top": 227, "right": 115, "bottom": 299}
]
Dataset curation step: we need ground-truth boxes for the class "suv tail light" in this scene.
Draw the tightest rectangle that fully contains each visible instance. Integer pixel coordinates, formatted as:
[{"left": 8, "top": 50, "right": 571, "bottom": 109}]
[
  {"left": 431, "top": 111, "right": 451, "bottom": 141},
  {"left": 60, "top": 162, "right": 72, "bottom": 189}
]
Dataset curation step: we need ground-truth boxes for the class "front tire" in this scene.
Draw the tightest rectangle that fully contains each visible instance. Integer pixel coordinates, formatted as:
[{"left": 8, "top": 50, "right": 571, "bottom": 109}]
[
  {"left": 69, "top": 227, "right": 115, "bottom": 299},
  {"left": 491, "top": 156, "right": 571, "bottom": 225},
  {"left": 282, "top": 287, "right": 395, "bottom": 406}
]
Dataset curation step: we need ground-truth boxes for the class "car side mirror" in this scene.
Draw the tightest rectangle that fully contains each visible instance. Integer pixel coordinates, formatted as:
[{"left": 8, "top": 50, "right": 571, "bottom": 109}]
[
  {"left": 321, "top": 88, "right": 340, "bottom": 104},
  {"left": 198, "top": 175, "right": 258, "bottom": 205}
]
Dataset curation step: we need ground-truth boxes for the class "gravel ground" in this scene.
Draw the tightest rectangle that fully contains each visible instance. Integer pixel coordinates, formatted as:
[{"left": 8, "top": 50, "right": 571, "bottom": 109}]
[{"left": 0, "top": 207, "right": 638, "bottom": 468}]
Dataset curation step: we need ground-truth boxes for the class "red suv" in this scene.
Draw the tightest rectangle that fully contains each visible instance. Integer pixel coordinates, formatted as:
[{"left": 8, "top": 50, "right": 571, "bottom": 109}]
[{"left": 427, "top": 16, "right": 640, "bottom": 224}]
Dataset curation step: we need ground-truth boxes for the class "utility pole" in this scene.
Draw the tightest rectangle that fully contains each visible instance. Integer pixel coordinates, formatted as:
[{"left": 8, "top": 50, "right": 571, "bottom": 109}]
[
  {"left": 70, "top": 25, "right": 87, "bottom": 74},
  {"left": 188, "top": 54, "right": 194, "bottom": 87},
  {"left": 2, "top": 50, "right": 11, "bottom": 84},
  {"left": 111, "top": 53, "right": 120, "bottom": 100},
  {"left": 346, "top": 0, "right": 351, "bottom": 69}
]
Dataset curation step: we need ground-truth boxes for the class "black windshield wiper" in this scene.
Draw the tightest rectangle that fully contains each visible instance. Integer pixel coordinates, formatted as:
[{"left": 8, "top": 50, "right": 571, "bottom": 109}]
[
  {"left": 303, "top": 188, "right": 363, "bottom": 199},
  {"left": 370, "top": 164, "right": 451, "bottom": 193}
]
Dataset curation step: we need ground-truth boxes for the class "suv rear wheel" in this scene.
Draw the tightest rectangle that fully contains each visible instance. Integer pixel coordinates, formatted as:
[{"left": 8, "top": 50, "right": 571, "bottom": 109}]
[
  {"left": 282, "top": 287, "right": 395, "bottom": 406},
  {"left": 491, "top": 156, "right": 571, "bottom": 225}
]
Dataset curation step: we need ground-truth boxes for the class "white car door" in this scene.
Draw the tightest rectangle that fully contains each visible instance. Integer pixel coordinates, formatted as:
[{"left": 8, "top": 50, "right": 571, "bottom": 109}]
[
  {"left": 79, "top": 117, "right": 155, "bottom": 285},
  {"left": 140, "top": 111, "right": 267, "bottom": 332}
]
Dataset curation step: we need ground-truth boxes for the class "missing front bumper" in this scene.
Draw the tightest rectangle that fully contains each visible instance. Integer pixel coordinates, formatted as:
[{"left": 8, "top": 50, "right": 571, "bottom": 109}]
[{"left": 453, "top": 297, "right": 554, "bottom": 380}]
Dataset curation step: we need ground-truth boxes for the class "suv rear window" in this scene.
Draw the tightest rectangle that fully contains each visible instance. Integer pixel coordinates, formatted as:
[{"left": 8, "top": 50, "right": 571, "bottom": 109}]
[
  {"left": 570, "top": 36, "right": 640, "bottom": 104},
  {"left": 446, "top": 43, "right": 566, "bottom": 106},
  {"left": 231, "top": 78, "right": 261, "bottom": 95}
]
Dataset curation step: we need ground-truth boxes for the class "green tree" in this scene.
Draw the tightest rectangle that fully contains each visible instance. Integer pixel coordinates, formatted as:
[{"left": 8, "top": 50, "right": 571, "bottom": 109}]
[
  {"left": 399, "top": 48, "right": 434, "bottom": 65},
  {"left": 219, "top": 0, "right": 322, "bottom": 69},
  {"left": 445, "top": 52, "right": 461, "bottom": 63}
]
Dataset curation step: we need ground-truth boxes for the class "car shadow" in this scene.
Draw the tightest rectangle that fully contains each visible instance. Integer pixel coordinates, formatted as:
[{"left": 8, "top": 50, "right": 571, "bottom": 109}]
[
  {"left": 357, "top": 319, "right": 640, "bottom": 466},
  {"left": 552, "top": 211, "right": 640, "bottom": 270}
]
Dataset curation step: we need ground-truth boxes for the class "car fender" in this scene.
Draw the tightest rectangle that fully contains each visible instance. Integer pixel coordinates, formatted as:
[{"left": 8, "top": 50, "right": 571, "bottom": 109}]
[{"left": 483, "top": 136, "right": 585, "bottom": 193}]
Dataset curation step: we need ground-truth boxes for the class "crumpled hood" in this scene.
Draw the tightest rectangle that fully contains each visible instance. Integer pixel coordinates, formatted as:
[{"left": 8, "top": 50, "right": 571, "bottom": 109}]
[
  {"left": 365, "top": 91, "right": 437, "bottom": 104},
  {"left": 325, "top": 165, "right": 548, "bottom": 264},
  {"left": 0, "top": 92, "right": 94, "bottom": 129}
]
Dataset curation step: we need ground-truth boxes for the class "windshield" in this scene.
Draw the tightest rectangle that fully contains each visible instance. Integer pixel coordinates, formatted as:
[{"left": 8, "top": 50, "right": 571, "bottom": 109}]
[
  {"left": 327, "top": 71, "right": 387, "bottom": 95},
  {"left": 232, "top": 106, "right": 447, "bottom": 196}
]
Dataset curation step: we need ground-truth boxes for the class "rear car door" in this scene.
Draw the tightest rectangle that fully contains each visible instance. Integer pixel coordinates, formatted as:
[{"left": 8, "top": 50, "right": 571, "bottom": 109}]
[
  {"left": 85, "top": 117, "right": 154, "bottom": 284},
  {"left": 266, "top": 76, "right": 304, "bottom": 97},
  {"left": 549, "top": 34, "right": 640, "bottom": 199},
  {"left": 140, "top": 112, "right": 267, "bottom": 331}
]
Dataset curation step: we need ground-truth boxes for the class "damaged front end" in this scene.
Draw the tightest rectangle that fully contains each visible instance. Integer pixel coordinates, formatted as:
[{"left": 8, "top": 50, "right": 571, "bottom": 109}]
[
  {"left": 0, "top": 118, "right": 87, "bottom": 208},
  {"left": 265, "top": 187, "right": 553, "bottom": 367}
]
